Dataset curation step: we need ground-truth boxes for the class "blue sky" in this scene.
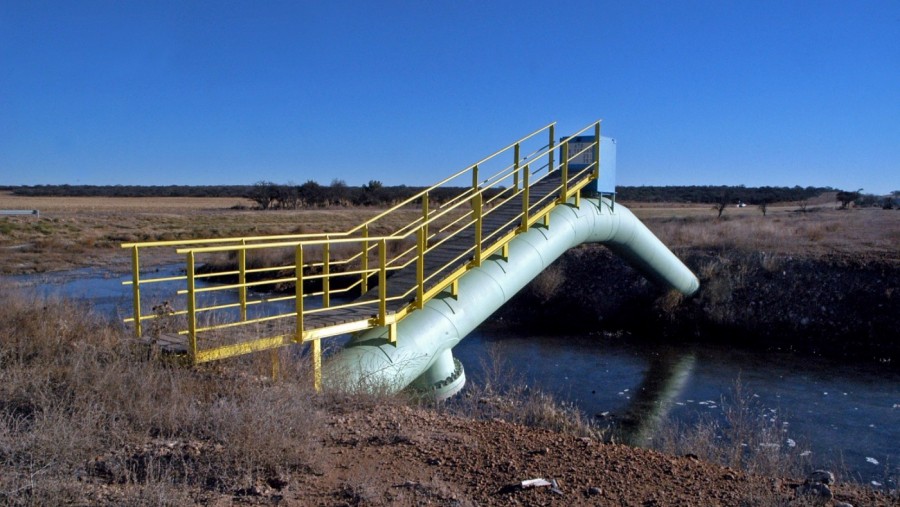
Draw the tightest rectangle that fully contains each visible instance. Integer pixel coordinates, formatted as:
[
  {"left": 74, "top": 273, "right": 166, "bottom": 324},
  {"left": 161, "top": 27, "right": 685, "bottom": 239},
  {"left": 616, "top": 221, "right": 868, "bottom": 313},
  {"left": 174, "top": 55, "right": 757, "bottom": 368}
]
[{"left": 1, "top": 1, "right": 898, "bottom": 193}]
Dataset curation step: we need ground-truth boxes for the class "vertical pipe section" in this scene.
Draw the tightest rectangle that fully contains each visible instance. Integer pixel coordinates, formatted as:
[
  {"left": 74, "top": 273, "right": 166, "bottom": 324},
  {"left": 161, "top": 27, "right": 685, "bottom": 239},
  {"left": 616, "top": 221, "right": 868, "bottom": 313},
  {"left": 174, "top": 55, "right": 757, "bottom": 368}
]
[
  {"left": 361, "top": 225, "right": 369, "bottom": 294},
  {"left": 130, "top": 246, "right": 142, "bottom": 337},
  {"left": 416, "top": 227, "right": 425, "bottom": 309},
  {"left": 295, "top": 245, "right": 304, "bottom": 342},
  {"left": 473, "top": 193, "right": 483, "bottom": 267},
  {"left": 548, "top": 124, "right": 555, "bottom": 174},
  {"left": 520, "top": 163, "right": 530, "bottom": 232},
  {"left": 378, "top": 239, "right": 387, "bottom": 326},
  {"left": 270, "top": 349, "right": 280, "bottom": 380},
  {"left": 422, "top": 192, "right": 430, "bottom": 244},
  {"left": 312, "top": 339, "right": 322, "bottom": 392},
  {"left": 560, "top": 142, "right": 569, "bottom": 204},
  {"left": 593, "top": 122, "right": 601, "bottom": 181},
  {"left": 323, "top": 238, "right": 330, "bottom": 308},
  {"left": 239, "top": 240, "right": 247, "bottom": 321},
  {"left": 513, "top": 142, "right": 520, "bottom": 190},
  {"left": 186, "top": 251, "right": 197, "bottom": 363}
]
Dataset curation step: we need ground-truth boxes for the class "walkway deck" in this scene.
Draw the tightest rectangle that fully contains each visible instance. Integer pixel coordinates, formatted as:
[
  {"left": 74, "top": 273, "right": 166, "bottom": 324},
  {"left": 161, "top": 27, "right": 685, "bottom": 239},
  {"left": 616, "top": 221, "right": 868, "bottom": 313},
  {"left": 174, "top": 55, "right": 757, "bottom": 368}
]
[
  {"left": 123, "top": 121, "right": 605, "bottom": 371},
  {"left": 300, "top": 171, "right": 589, "bottom": 333}
]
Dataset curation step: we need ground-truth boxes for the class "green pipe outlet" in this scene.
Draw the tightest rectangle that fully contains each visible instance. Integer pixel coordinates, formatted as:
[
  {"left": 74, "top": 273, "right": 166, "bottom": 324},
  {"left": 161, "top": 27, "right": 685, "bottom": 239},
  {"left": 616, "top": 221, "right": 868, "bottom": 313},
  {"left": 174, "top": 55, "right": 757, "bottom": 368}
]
[{"left": 325, "top": 198, "right": 700, "bottom": 398}]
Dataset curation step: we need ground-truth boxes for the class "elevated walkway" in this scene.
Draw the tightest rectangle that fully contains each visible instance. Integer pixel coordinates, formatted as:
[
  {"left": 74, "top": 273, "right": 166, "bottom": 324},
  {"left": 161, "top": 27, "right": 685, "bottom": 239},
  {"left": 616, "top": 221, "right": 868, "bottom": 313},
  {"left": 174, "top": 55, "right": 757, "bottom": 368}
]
[{"left": 122, "top": 121, "right": 699, "bottom": 394}]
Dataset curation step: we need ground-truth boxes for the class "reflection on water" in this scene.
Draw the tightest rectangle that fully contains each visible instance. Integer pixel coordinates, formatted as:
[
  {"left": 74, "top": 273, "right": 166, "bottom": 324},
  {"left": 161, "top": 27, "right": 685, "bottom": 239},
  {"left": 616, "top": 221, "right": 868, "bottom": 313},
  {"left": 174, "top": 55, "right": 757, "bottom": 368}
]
[
  {"left": 615, "top": 351, "right": 696, "bottom": 446},
  {"left": 6, "top": 267, "right": 899, "bottom": 485},
  {"left": 455, "top": 330, "right": 899, "bottom": 486}
]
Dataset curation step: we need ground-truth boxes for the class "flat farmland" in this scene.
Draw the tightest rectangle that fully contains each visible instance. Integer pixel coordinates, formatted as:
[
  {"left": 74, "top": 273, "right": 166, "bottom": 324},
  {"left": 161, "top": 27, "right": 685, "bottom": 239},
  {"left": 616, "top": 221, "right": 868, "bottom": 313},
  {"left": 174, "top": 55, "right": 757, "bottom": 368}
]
[
  {"left": 1, "top": 191, "right": 897, "bottom": 274},
  {"left": 0, "top": 193, "right": 255, "bottom": 213},
  {"left": 0, "top": 192, "right": 419, "bottom": 274},
  {"left": 629, "top": 202, "right": 900, "bottom": 261}
]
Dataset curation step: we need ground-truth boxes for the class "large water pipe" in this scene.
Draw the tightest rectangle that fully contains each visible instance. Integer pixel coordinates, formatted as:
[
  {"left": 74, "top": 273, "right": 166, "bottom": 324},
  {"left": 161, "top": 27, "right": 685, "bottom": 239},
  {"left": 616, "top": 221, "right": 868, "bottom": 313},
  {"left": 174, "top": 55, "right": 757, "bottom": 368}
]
[{"left": 324, "top": 197, "right": 699, "bottom": 398}]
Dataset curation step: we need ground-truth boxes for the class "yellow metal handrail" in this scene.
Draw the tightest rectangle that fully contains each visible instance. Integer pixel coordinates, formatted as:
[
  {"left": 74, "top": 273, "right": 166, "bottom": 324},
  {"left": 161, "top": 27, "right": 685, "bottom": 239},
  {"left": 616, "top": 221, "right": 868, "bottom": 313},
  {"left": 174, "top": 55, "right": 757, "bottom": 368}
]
[{"left": 123, "top": 120, "right": 602, "bottom": 389}]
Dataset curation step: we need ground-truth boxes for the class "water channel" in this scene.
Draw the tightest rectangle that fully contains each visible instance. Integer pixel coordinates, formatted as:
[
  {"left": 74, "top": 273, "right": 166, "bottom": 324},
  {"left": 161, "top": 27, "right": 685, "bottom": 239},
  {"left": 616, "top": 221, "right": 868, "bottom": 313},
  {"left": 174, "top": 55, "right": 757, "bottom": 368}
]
[{"left": 7, "top": 267, "right": 898, "bottom": 489}]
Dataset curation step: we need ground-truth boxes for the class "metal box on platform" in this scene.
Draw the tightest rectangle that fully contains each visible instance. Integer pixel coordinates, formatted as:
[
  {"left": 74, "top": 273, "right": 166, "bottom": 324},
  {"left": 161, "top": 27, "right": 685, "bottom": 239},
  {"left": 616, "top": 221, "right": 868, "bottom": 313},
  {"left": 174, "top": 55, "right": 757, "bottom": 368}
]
[{"left": 561, "top": 135, "right": 616, "bottom": 197}]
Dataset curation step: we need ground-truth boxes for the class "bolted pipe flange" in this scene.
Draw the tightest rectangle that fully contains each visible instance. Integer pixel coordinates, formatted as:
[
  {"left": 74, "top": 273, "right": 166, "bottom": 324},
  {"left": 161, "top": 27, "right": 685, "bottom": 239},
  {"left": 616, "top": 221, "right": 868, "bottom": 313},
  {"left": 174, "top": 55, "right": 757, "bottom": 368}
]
[
  {"left": 428, "top": 357, "right": 465, "bottom": 401},
  {"left": 412, "top": 349, "right": 466, "bottom": 400}
]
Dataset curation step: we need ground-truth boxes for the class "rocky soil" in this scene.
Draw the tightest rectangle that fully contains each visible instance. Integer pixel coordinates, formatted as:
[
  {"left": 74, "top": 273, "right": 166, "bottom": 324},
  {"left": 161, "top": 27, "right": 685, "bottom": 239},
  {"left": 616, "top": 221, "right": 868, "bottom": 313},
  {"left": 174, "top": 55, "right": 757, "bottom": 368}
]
[{"left": 80, "top": 404, "right": 891, "bottom": 506}]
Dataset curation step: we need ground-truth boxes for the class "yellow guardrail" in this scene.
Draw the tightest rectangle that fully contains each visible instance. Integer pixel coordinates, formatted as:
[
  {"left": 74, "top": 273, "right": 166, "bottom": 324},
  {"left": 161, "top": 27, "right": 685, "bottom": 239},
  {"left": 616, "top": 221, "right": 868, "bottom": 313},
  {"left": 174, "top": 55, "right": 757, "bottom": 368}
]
[{"left": 123, "top": 121, "right": 602, "bottom": 389}]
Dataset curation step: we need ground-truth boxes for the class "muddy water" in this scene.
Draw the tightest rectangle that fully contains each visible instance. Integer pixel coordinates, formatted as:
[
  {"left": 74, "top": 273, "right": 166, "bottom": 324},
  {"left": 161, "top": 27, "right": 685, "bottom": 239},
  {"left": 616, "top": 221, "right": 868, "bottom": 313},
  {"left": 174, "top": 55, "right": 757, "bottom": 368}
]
[{"left": 7, "top": 268, "right": 898, "bottom": 487}]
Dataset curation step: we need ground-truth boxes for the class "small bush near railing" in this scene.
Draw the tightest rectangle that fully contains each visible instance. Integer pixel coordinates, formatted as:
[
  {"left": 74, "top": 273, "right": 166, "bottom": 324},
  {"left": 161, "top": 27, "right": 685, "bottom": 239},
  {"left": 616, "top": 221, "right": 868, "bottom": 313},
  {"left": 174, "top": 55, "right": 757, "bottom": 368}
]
[{"left": 0, "top": 288, "right": 326, "bottom": 504}]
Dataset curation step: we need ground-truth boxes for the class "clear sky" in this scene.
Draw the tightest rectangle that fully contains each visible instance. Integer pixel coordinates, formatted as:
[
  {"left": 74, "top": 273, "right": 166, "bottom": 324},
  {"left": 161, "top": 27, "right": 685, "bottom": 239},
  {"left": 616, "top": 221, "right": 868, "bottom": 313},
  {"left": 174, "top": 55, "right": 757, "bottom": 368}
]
[{"left": 1, "top": 1, "right": 898, "bottom": 193}]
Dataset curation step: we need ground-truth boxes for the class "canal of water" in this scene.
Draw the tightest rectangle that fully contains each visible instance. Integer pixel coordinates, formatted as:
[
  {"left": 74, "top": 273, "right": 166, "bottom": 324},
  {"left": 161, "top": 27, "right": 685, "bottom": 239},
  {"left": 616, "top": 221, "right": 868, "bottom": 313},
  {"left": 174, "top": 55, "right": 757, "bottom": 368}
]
[{"left": 7, "top": 267, "right": 898, "bottom": 488}]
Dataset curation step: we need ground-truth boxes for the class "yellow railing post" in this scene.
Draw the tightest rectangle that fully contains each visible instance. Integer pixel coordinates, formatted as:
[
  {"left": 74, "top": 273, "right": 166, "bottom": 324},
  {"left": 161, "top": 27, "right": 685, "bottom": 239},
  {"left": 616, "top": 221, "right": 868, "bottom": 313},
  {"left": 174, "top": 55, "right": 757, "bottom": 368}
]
[
  {"left": 186, "top": 251, "right": 198, "bottom": 363},
  {"left": 560, "top": 141, "right": 569, "bottom": 204},
  {"left": 422, "top": 192, "right": 429, "bottom": 244},
  {"left": 270, "top": 349, "right": 280, "bottom": 380},
  {"left": 473, "top": 192, "right": 483, "bottom": 267},
  {"left": 239, "top": 240, "right": 247, "bottom": 321},
  {"left": 416, "top": 226, "right": 425, "bottom": 309},
  {"left": 593, "top": 121, "right": 601, "bottom": 181},
  {"left": 130, "top": 246, "right": 142, "bottom": 337},
  {"left": 378, "top": 239, "right": 387, "bottom": 326},
  {"left": 513, "top": 142, "right": 520, "bottom": 190},
  {"left": 323, "top": 237, "right": 330, "bottom": 308},
  {"left": 520, "top": 163, "right": 530, "bottom": 232},
  {"left": 472, "top": 164, "right": 479, "bottom": 190},
  {"left": 295, "top": 245, "right": 304, "bottom": 342},
  {"left": 548, "top": 124, "right": 555, "bottom": 174},
  {"left": 311, "top": 339, "right": 321, "bottom": 392},
  {"left": 361, "top": 224, "right": 369, "bottom": 294}
]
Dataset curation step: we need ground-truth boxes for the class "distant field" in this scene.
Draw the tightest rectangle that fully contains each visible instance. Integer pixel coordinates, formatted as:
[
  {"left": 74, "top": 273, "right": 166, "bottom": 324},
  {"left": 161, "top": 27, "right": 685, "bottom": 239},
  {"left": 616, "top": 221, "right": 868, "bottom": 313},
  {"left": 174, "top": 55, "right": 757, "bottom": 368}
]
[
  {"left": 0, "top": 192, "right": 254, "bottom": 213},
  {"left": 1, "top": 192, "right": 897, "bottom": 274},
  {"left": 0, "top": 193, "right": 414, "bottom": 274},
  {"left": 635, "top": 205, "right": 899, "bottom": 261}
]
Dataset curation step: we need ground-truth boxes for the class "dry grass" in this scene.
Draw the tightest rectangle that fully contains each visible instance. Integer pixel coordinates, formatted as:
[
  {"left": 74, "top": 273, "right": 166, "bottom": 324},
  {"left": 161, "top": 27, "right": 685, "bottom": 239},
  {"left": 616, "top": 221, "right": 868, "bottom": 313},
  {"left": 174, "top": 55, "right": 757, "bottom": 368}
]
[
  {"left": 0, "top": 192, "right": 421, "bottom": 274},
  {"left": 444, "top": 344, "right": 604, "bottom": 439},
  {"left": 4, "top": 191, "right": 895, "bottom": 275},
  {"left": 0, "top": 192, "right": 255, "bottom": 213},
  {"left": 636, "top": 206, "right": 899, "bottom": 261},
  {"left": 649, "top": 380, "right": 813, "bottom": 479},
  {"left": 0, "top": 287, "right": 328, "bottom": 504},
  {"left": 529, "top": 264, "right": 566, "bottom": 302}
]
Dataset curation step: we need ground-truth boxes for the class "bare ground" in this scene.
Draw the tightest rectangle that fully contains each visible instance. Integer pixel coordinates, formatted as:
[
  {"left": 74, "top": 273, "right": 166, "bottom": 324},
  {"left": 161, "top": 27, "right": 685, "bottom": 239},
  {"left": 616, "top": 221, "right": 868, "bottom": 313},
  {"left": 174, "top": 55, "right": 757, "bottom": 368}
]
[{"left": 77, "top": 404, "right": 893, "bottom": 506}]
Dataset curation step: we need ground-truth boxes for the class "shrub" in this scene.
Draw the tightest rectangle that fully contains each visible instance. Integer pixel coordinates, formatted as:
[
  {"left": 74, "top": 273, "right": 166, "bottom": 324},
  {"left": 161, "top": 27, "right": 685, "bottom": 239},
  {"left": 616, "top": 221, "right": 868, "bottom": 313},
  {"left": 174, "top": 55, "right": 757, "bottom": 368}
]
[
  {"left": 530, "top": 264, "right": 566, "bottom": 302},
  {"left": 649, "top": 380, "right": 812, "bottom": 478},
  {"left": 0, "top": 288, "right": 325, "bottom": 503},
  {"left": 445, "top": 344, "right": 603, "bottom": 439}
]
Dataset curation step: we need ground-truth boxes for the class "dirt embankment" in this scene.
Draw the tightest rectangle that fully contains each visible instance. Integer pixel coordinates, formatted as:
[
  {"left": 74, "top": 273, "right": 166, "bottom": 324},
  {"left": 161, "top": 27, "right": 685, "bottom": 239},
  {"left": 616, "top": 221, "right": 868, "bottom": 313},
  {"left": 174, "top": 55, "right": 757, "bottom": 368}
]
[
  {"left": 81, "top": 404, "right": 893, "bottom": 506},
  {"left": 493, "top": 245, "right": 900, "bottom": 363}
]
